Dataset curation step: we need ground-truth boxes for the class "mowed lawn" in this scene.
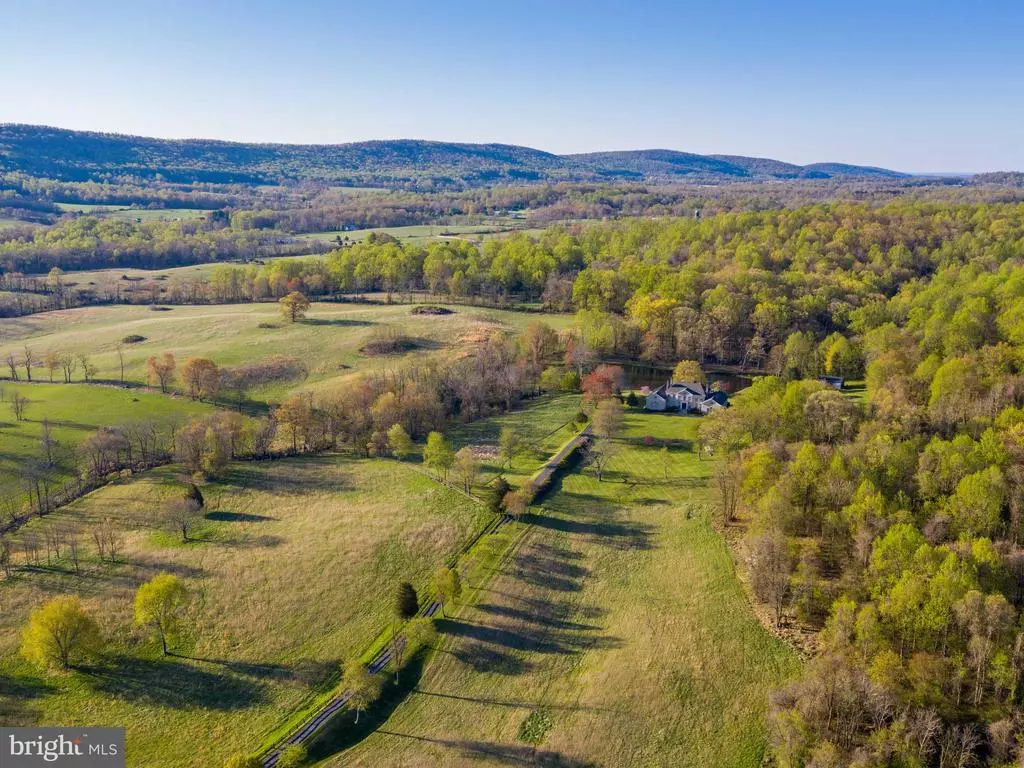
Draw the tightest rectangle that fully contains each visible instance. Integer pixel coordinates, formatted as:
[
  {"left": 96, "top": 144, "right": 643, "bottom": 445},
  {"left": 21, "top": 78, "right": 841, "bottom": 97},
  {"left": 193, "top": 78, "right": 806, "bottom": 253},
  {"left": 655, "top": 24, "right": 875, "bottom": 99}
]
[
  {"left": 0, "top": 382, "right": 213, "bottom": 500},
  {"left": 0, "top": 455, "right": 489, "bottom": 767},
  {"left": 449, "top": 394, "right": 583, "bottom": 490},
  {"left": 0, "top": 303, "right": 574, "bottom": 402},
  {"left": 334, "top": 412, "right": 800, "bottom": 768}
]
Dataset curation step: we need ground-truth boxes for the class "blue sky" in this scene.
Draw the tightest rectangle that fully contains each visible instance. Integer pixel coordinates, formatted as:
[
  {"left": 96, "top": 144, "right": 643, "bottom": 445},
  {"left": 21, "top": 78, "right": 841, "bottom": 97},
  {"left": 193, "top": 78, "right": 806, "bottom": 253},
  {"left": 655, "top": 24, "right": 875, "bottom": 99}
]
[{"left": 2, "top": 0, "right": 1022, "bottom": 172}]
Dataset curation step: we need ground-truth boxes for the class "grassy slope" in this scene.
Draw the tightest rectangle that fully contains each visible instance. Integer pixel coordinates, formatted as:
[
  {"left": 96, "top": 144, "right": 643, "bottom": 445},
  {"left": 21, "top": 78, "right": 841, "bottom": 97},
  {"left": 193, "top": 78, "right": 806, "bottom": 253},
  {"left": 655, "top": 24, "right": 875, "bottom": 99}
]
[
  {"left": 334, "top": 412, "right": 800, "bottom": 768},
  {"left": 0, "top": 382, "right": 213, "bottom": 498},
  {"left": 0, "top": 455, "right": 488, "bottom": 767},
  {"left": 0, "top": 303, "right": 575, "bottom": 402}
]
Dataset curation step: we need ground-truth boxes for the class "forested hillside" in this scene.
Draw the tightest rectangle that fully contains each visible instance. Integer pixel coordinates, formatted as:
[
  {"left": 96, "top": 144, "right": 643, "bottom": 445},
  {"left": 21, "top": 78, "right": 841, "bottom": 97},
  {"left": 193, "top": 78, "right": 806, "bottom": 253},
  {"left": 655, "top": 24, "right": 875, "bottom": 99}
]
[{"left": 0, "top": 124, "right": 909, "bottom": 187}]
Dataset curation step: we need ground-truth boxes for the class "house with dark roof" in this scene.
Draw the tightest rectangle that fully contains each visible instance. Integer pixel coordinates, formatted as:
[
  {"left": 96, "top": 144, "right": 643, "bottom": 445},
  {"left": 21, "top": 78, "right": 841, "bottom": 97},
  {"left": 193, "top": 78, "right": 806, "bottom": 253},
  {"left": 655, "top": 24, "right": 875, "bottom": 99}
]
[
  {"left": 645, "top": 381, "right": 729, "bottom": 415},
  {"left": 817, "top": 375, "right": 845, "bottom": 390}
]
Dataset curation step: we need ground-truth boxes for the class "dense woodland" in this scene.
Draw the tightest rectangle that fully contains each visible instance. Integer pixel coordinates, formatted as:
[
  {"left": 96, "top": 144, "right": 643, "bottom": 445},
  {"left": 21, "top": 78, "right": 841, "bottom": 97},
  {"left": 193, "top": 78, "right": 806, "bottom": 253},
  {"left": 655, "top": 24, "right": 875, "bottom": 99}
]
[
  {"left": 685, "top": 202, "right": 1024, "bottom": 765},
  {"left": 0, "top": 124, "right": 911, "bottom": 187}
]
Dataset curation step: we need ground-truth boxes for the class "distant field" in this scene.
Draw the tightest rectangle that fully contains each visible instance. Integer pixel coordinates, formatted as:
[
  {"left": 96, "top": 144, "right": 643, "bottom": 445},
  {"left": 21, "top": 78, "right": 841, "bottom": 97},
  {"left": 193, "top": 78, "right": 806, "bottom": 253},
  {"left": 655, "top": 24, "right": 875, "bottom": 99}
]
[
  {"left": 302, "top": 221, "right": 533, "bottom": 244},
  {"left": 0, "top": 382, "right": 213, "bottom": 501},
  {"left": 334, "top": 412, "right": 800, "bottom": 768},
  {"left": 54, "top": 203, "right": 212, "bottom": 222},
  {"left": 0, "top": 216, "right": 33, "bottom": 230},
  {"left": 0, "top": 454, "right": 489, "bottom": 767},
  {"left": 41, "top": 255, "right": 325, "bottom": 297},
  {"left": 0, "top": 302, "right": 575, "bottom": 402}
]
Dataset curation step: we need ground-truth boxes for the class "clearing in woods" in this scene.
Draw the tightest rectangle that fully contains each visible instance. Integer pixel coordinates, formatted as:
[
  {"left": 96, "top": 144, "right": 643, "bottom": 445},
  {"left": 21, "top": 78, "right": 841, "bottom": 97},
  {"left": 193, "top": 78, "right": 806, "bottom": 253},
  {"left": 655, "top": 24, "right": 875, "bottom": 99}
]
[
  {"left": 0, "top": 302, "right": 575, "bottom": 402},
  {"left": 329, "top": 411, "right": 800, "bottom": 768}
]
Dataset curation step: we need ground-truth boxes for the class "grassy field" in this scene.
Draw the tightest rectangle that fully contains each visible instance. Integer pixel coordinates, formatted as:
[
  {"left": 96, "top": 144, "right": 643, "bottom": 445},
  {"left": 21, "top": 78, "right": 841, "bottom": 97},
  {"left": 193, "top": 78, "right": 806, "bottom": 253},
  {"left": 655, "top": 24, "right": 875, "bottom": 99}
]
[
  {"left": 449, "top": 394, "right": 582, "bottom": 490},
  {"left": 0, "top": 302, "right": 574, "bottom": 402},
  {"left": 54, "top": 203, "right": 212, "bottom": 222},
  {"left": 36, "top": 256, "right": 324, "bottom": 298},
  {"left": 331, "top": 411, "right": 800, "bottom": 768},
  {"left": 301, "top": 220, "right": 545, "bottom": 245},
  {"left": 0, "top": 382, "right": 213, "bottom": 501},
  {"left": 0, "top": 454, "right": 489, "bottom": 767}
]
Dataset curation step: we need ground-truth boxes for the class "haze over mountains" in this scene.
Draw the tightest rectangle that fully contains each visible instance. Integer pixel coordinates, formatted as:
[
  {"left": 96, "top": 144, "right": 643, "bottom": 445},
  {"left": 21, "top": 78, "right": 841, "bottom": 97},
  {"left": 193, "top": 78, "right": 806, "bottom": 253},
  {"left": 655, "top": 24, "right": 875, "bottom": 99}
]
[{"left": 0, "top": 124, "right": 911, "bottom": 188}]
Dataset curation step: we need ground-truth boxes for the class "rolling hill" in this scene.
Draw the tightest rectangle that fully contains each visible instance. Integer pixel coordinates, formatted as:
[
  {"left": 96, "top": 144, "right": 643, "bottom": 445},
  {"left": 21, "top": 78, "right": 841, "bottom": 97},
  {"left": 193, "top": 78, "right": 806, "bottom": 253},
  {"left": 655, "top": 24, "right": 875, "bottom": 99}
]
[{"left": 0, "top": 123, "right": 909, "bottom": 187}]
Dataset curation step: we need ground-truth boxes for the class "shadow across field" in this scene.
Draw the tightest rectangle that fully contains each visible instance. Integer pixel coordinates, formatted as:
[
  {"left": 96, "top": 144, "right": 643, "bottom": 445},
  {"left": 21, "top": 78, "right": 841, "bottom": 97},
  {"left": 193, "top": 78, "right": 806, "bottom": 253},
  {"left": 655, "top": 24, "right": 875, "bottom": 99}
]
[
  {"left": 523, "top": 505, "right": 655, "bottom": 551},
  {"left": 300, "top": 317, "right": 373, "bottom": 327},
  {"left": 375, "top": 731, "right": 600, "bottom": 767},
  {"left": 205, "top": 510, "right": 274, "bottom": 523},
  {"left": 174, "top": 655, "right": 334, "bottom": 687},
  {"left": 410, "top": 689, "right": 620, "bottom": 714},
  {"left": 0, "top": 672, "right": 53, "bottom": 726},
  {"left": 305, "top": 652, "right": 429, "bottom": 761},
  {"left": 84, "top": 657, "right": 268, "bottom": 710},
  {"left": 214, "top": 459, "right": 349, "bottom": 494}
]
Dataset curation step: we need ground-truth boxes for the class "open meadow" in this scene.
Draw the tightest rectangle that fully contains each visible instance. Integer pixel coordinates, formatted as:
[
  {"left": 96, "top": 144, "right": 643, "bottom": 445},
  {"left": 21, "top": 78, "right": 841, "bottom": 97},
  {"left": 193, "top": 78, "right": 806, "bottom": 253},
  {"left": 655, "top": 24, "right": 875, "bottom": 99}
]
[
  {"left": 0, "top": 453, "right": 490, "bottom": 767},
  {"left": 0, "top": 382, "right": 214, "bottom": 501},
  {"left": 330, "top": 412, "right": 800, "bottom": 768},
  {"left": 0, "top": 302, "right": 575, "bottom": 402}
]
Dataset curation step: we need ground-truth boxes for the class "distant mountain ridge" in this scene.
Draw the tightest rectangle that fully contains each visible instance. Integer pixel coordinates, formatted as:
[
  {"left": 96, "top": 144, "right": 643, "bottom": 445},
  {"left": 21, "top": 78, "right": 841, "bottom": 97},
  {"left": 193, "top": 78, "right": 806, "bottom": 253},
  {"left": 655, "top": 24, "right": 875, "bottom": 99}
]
[{"left": 0, "top": 123, "right": 910, "bottom": 187}]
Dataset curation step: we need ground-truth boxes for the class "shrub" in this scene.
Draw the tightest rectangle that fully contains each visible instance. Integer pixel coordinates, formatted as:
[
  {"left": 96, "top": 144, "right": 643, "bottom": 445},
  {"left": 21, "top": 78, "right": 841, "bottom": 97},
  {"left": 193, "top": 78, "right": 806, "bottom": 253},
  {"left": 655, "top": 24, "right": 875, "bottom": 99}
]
[
  {"left": 361, "top": 325, "right": 415, "bottom": 355},
  {"left": 488, "top": 477, "right": 511, "bottom": 514},
  {"left": 122, "top": 334, "right": 146, "bottom": 344},
  {"left": 518, "top": 708, "right": 553, "bottom": 745},
  {"left": 275, "top": 745, "right": 307, "bottom": 768}
]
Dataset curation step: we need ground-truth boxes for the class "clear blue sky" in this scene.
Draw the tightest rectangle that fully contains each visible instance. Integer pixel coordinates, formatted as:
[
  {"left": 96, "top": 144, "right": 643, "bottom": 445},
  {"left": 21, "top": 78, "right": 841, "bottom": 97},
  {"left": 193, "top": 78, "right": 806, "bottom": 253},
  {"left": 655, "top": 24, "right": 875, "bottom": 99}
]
[{"left": 3, "top": 0, "right": 1022, "bottom": 172}]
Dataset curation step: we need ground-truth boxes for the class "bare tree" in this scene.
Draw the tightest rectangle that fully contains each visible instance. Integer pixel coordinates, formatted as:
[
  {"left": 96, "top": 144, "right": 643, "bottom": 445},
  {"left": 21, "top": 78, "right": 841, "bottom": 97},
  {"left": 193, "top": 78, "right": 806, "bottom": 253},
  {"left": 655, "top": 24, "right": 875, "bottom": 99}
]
[
  {"left": 585, "top": 438, "right": 619, "bottom": 482},
  {"left": 66, "top": 530, "right": 82, "bottom": 575},
  {"left": 938, "top": 723, "right": 980, "bottom": 768},
  {"left": 92, "top": 519, "right": 124, "bottom": 562},
  {"left": 11, "top": 392, "right": 28, "bottom": 421},
  {"left": 749, "top": 529, "right": 794, "bottom": 626},
  {"left": 78, "top": 353, "right": 97, "bottom": 383},
  {"left": 60, "top": 352, "right": 76, "bottom": 383},
  {"left": 0, "top": 536, "right": 12, "bottom": 577},
  {"left": 22, "top": 346, "right": 34, "bottom": 381},
  {"left": 165, "top": 498, "right": 202, "bottom": 543},
  {"left": 40, "top": 418, "right": 56, "bottom": 466},
  {"left": 5, "top": 352, "right": 20, "bottom": 381},
  {"left": 715, "top": 454, "right": 742, "bottom": 523},
  {"left": 116, "top": 343, "right": 127, "bottom": 386}
]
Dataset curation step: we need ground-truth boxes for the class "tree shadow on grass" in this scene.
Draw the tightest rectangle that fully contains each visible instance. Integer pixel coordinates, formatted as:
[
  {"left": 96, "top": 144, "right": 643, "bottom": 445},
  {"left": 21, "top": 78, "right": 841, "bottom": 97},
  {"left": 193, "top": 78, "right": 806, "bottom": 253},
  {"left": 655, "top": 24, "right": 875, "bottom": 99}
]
[
  {"left": 128, "top": 558, "right": 206, "bottom": 579},
  {"left": 84, "top": 656, "right": 267, "bottom": 710},
  {"left": 173, "top": 655, "right": 335, "bottom": 687},
  {"left": 449, "top": 642, "right": 532, "bottom": 675},
  {"left": 0, "top": 672, "right": 53, "bottom": 726},
  {"left": 214, "top": 460, "right": 350, "bottom": 494},
  {"left": 524, "top": 505, "right": 655, "bottom": 551},
  {"left": 474, "top": 602, "right": 603, "bottom": 632},
  {"left": 300, "top": 317, "right": 374, "bottom": 327},
  {"left": 304, "top": 652, "right": 428, "bottom": 761},
  {"left": 205, "top": 510, "right": 274, "bottom": 523},
  {"left": 410, "top": 689, "right": 621, "bottom": 715},
  {"left": 375, "top": 731, "right": 600, "bottom": 767}
]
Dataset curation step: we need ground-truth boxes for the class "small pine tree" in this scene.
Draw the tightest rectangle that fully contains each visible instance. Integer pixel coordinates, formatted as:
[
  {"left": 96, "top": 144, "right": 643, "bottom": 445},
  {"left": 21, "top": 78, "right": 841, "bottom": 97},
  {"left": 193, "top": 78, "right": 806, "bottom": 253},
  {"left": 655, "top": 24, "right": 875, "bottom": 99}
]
[
  {"left": 396, "top": 582, "right": 419, "bottom": 621},
  {"left": 488, "top": 478, "right": 511, "bottom": 514}
]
